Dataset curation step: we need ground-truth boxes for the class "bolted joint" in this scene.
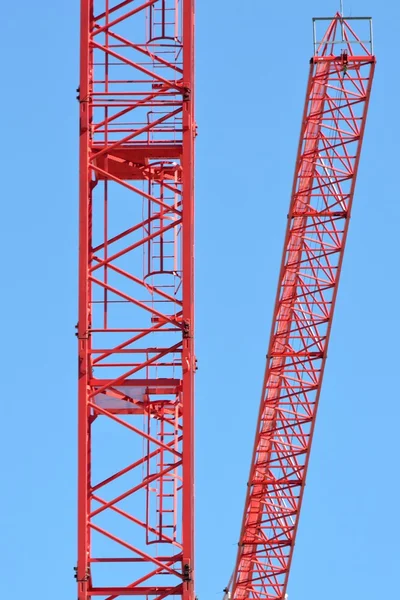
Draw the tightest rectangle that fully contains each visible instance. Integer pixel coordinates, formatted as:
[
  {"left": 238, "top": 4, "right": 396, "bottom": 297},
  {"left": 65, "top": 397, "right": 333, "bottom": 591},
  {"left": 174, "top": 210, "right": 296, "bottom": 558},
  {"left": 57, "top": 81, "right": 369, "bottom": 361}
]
[
  {"left": 75, "top": 322, "right": 91, "bottom": 340},
  {"left": 183, "top": 320, "right": 192, "bottom": 339},
  {"left": 74, "top": 566, "right": 90, "bottom": 582},
  {"left": 77, "top": 332, "right": 90, "bottom": 340},
  {"left": 183, "top": 563, "right": 192, "bottom": 582}
]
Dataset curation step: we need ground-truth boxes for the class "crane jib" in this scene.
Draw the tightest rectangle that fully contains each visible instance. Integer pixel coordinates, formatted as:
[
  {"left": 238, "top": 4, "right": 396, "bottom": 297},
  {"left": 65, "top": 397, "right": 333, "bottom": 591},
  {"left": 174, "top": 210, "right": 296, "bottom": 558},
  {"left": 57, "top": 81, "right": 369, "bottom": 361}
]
[{"left": 231, "top": 14, "right": 375, "bottom": 600}]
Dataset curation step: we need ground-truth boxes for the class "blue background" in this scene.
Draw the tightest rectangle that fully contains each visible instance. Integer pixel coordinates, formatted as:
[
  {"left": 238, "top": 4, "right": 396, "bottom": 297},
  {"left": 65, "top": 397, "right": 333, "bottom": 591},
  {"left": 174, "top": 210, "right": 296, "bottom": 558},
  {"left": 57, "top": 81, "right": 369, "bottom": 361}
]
[{"left": 1, "top": 0, "right": 398, "bottom": 598}]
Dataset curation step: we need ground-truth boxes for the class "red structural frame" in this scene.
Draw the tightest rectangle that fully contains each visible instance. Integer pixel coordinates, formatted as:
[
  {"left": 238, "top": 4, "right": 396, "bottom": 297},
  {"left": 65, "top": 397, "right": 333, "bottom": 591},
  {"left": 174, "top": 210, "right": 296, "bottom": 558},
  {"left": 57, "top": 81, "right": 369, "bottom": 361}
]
[
  {"left": 77, "top": 2, "right": 195, "bottom": 599},
  {"left": 230, "top": 15, "right": 375, "bottom": 600}
]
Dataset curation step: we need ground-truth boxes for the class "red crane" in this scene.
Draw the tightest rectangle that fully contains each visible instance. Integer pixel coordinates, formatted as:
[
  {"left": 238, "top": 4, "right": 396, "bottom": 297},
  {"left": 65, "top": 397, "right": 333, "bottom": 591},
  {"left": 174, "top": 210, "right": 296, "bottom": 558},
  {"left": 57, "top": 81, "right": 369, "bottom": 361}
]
[
  {"left": 229, "top": 13, "right": 375, "bottom": 600},
  {"left": 76, "top": 6, "right": 374, "bottom": 600},
  {"left": 76, "top": 1, "right": 194, "bottom": 599}
]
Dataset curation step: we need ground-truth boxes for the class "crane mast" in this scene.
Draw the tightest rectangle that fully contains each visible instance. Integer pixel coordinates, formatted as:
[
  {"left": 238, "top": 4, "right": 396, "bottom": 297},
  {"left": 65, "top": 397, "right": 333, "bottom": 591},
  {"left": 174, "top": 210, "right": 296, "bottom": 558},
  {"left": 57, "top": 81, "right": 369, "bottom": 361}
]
[
  {"left": 230, "top": 14, "right": 375, "bottom": 600},
  {"left": 77, "top": 1, "right": 195, "bottom": 599}
]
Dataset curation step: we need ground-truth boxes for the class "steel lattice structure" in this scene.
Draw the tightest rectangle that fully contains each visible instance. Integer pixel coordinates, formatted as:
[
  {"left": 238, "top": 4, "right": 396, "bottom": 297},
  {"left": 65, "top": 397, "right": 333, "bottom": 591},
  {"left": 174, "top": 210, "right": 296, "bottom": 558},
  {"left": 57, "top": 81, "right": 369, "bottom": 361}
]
[
  {"left": 77, "top": 2, "right": 195, "bottom": 599},
  {"left": 76, "top": 7, "right": 375, "bottom": 600},
  {"left": 230, "top": 15, "right": 375, "bottom": 600}
]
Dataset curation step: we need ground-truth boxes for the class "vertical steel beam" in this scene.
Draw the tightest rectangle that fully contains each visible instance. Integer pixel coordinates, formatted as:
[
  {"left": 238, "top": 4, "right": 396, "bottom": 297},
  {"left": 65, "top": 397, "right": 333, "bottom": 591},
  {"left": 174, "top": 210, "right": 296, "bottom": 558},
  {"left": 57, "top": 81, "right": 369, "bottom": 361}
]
[
  {"left": 77, "top": 0, "right": 92, "bottom": 597},
  {"left": 181, "top": 3, "right": 195, "bottom": 600}
]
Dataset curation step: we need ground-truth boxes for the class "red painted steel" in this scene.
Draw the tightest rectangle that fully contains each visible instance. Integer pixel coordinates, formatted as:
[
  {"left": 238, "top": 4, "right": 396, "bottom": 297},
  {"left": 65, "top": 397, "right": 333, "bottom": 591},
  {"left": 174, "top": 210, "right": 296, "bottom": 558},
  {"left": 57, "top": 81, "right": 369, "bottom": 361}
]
[
  {"left": 230, "top": 15, "right": 375, "bottom": 600},
  {"left": 77, "top": 2, "right": 195, "bottom": 599}
]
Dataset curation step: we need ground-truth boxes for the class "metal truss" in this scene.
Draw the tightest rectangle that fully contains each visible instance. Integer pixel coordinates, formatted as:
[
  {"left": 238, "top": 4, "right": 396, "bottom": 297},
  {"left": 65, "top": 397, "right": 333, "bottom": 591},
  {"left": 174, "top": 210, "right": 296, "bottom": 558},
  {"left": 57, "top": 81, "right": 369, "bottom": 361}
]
[
  {"left": 231, "top": 15, "right": 375, "bottom": 600},
  {"left": 77, "top": 2, "right": 195, "bottom": 599}
]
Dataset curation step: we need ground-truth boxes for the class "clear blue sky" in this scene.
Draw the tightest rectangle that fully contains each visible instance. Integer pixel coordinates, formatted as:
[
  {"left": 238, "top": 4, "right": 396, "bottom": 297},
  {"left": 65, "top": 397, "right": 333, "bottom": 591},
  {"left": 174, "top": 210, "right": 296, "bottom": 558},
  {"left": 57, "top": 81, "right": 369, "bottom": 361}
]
[{"left": 1, "top": 0, "right": 399, "bottom": 598}]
